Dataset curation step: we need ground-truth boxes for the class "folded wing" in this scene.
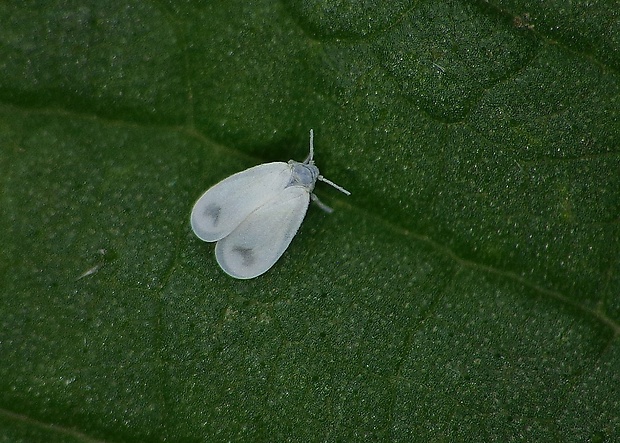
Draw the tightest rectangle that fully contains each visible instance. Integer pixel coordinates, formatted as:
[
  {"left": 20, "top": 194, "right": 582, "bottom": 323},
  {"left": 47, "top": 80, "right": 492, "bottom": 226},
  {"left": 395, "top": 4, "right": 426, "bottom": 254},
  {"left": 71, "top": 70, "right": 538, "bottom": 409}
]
[
  {"left": 191, "top": 162, "right": 292, "bottom": 242},
  {"left": 215, "top": 186, "right": 311, "bottom": 279}
]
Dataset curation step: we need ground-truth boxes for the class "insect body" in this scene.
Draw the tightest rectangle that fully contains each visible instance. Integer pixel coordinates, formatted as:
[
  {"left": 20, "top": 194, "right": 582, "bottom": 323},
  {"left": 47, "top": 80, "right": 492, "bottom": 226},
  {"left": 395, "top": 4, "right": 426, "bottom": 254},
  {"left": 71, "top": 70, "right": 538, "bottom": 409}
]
[{"left": 190, "top": 129, "right": 350, "bottom": 279}]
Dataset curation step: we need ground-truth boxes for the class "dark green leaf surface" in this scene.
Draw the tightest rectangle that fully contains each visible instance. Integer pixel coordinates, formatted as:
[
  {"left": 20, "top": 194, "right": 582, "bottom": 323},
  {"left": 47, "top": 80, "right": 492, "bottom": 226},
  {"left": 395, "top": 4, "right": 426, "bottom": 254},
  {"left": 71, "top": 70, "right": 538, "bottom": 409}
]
[{"left": 1, "top": 1, "right": 618, "bottom": 441}]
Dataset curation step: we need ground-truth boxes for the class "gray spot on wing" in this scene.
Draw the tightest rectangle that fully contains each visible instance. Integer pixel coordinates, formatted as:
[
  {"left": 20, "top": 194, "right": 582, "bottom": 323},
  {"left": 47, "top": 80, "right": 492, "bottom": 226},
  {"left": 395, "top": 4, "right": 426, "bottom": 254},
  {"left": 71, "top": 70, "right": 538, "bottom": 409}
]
[
  {"left": 232, "top": 246, "right": 255, "bottom": 267},
  {"left": 204, "top": 203, "right": 221, "bottom": 225}
]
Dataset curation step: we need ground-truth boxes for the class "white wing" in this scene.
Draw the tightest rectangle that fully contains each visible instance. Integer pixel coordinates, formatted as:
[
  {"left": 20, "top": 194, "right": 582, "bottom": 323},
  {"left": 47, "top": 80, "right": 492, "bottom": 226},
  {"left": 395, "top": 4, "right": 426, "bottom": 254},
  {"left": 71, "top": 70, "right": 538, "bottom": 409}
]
[
  {"left": 191, "top": 162, "right": 292, "bottom": 242},
  {"left": 215, "top": 186, "right": 311, "bottom": 279}
]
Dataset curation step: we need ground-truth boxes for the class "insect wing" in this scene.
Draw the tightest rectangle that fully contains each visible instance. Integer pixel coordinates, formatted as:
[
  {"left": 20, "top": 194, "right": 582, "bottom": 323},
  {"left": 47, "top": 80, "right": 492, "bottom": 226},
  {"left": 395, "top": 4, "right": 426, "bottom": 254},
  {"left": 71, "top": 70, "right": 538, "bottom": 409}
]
[
  {"left": 191, "top": 162, "right": 292, "bottom": 242},
  {"left": 215, "top": 186, "right": 311, "bottom": 279}
]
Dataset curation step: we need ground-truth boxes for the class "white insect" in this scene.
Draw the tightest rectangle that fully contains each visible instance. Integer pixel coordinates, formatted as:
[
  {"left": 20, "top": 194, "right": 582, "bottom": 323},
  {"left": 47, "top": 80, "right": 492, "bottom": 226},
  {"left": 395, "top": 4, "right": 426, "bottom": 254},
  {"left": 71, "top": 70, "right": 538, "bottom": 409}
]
[{"left": 190, "top": 129, "right": 350, "bottom": 279}]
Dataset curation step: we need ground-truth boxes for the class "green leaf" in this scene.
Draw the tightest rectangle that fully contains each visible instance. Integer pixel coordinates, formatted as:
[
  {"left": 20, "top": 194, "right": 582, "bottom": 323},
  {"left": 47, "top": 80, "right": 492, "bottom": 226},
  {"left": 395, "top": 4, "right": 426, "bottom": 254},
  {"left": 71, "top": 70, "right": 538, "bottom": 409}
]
[{"left": 1, "top": 0, "right": 618, "bottom": 441}]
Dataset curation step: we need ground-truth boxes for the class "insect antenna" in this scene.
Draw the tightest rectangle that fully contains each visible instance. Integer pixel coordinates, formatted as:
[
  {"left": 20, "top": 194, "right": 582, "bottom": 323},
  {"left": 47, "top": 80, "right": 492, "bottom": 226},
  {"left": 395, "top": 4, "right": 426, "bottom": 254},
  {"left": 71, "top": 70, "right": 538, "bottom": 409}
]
[
  {"left": 306, "top": 129, "right": 351, "bottom": 195},
  {"left": 318, "top": 175, "right": 351, "bottom": 195},
  {"left": 303, "top": 128, "right": 316, "bottom": 164}
]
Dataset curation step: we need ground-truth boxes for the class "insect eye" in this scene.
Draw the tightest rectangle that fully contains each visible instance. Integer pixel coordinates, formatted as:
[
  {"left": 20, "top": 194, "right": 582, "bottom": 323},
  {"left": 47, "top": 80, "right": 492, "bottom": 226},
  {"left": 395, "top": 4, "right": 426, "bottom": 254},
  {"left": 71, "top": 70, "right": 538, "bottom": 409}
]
[{"left": 290, "top": 162, "right": 317, "bottom": 187}]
